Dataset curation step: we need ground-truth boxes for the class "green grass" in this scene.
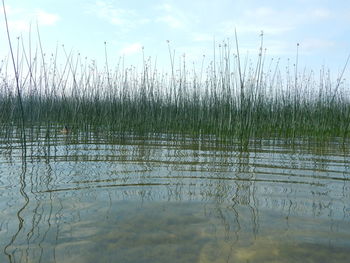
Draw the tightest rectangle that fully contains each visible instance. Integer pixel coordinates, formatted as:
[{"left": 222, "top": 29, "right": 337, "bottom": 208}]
[{"left": 0, "top": 34, "right": 350, "bottom": 144}]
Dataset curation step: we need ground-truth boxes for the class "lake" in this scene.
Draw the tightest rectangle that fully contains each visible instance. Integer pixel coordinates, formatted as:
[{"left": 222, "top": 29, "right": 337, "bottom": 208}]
[{"left": 1, "top": 129, "right": 349, "bottom": 262}]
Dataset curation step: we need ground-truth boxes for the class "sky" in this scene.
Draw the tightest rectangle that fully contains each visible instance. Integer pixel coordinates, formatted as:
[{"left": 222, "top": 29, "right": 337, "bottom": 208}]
[{"left": 1, "top": 0, "right": 350, "bottom": 76}]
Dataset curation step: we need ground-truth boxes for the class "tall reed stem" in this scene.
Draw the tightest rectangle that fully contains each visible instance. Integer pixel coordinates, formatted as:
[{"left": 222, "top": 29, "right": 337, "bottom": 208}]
[{"left": 2, "top": 0, "right": 26, "bottom": 157}]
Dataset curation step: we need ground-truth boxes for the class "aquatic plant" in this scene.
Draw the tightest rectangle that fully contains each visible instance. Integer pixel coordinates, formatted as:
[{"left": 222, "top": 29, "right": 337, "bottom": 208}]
[{"left": 0, "top": 13, "right": 349, "bottom": 144}]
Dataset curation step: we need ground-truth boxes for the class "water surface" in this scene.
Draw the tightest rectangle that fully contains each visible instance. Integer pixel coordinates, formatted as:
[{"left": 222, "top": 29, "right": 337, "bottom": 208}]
[{"left": 1, "top": 131, "right": 349, "bottom": 262}]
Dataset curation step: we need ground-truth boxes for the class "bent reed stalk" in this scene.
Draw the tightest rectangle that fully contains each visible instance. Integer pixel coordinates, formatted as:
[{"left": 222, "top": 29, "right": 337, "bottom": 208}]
[{"left": 0, "top": 30, "right": 350, "bottom": 144}]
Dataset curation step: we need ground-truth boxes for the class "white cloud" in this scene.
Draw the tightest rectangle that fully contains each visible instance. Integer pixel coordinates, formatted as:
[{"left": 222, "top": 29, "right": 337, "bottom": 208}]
[
  {"left": 120, "top": 43, "right": 143, "bottom": 55},
  {"left": 300, "top": 38, "right": 335, "bottom": 51},
  {"left": 2, "top": 5, "right": 59, "bottom": 32},
  {"left": 36, "top": 10, "right": 60, "bottom": 26},
  {"left": 192, "top": 33, "right": 213, "bottom": 42},
  {"left": 86, "top": 1, "right": 149, "bottom": 29},
  {"left": 262, "top": 40, "right": 296, "bottom": 56},
  {"left": 8, "top": 20, "right": 29, "bottom": 32},
  {"left": 245, "top": 7, "right": 275, "bottom": 17},
  {"left": 92, "top": 0, "right": 129, "bottom": 25},
  {"left": 310, "top": 8, "right": 331, "bottom": 19},
  {"left": 157, "top": 15, "right": 183, "bottom": 29},
  {"left": 217, "top": 6, "right": 300, "bottom": 38},
  {"left": 155, "top": 3, "right": 193, "bottom": 30}
]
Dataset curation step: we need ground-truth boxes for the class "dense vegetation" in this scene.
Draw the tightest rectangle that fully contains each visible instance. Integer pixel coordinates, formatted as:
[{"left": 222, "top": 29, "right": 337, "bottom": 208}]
[{"left": 1, "top": 35, "right": 350, "bottom": 144}]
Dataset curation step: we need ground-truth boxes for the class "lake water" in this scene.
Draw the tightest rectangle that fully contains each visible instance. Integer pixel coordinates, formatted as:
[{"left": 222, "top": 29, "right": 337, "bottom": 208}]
[{"left": 1, "top": 130, "right": 350, "bottom": 262}]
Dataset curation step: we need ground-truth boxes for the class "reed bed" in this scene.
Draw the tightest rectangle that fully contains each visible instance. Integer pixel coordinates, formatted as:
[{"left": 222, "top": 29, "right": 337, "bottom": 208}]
[{"left": 0, "top": 34, "right": 350, "bottom": 144}]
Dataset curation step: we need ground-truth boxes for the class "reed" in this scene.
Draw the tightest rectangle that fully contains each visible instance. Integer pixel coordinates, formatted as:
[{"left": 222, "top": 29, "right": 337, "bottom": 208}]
[{"left": 0, "top": 30, "right": 349, "bottom": 144}]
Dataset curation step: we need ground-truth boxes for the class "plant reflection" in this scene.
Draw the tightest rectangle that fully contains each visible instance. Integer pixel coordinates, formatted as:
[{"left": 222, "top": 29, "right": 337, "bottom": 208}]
[{"left": 0, "top": 132, "right": 350, "bottom": 262}]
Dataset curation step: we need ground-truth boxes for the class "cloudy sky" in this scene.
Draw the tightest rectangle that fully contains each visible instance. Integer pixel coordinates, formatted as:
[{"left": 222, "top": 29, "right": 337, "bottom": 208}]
[{"left": 1, "top": 0, "right": 349, "bottom": 74}]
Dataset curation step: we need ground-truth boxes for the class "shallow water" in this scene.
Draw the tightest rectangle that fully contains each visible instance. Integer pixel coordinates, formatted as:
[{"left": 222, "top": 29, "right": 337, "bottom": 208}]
[{"left": 0, "top": 131, "right": 350, "bottom": 262}]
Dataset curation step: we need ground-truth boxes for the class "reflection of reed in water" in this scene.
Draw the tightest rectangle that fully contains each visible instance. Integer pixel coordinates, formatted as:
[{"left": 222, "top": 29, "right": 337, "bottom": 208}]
[
  {"left": 1, "top": 134, "right": 350, "bottom": 262},
  {"left": 4, "top": 163, "right": 29, "bottom": 262}
]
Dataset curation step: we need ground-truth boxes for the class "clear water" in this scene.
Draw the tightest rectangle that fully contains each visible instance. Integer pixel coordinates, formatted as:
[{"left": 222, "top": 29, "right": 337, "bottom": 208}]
[{"left": 1, "top": 131, "right": 350, "bottom": 262}]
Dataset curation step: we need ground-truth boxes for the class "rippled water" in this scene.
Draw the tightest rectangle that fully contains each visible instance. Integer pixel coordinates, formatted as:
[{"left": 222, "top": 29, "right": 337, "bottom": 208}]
[{"left": 1, "top": 131, "right": 350, "bottom": 262}]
